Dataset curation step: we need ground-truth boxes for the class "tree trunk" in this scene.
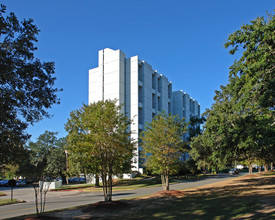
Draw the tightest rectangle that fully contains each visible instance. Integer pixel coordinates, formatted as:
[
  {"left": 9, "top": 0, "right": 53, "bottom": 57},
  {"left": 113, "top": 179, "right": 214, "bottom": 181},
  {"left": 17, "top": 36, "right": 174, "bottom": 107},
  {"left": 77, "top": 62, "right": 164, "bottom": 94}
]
[
  {"left": 161, "top": 173, "right": 169, "bottom": 191},
  {"left": 107, "top": 174, "right": 112, "bottom": 202},
  {"left": 264, "top": 162, "right": 268, "bottom": 171},
  {"left": 95, "top": 174, "right": 100, "bottom": 187},
  {"left": 165, "top": 175, "right": 169, "bottom": 191},
  {"left": 271, "top": 162, "right": 273, "bottom": 171},
  {"left": 249, "top": 164, "right": 253, "bottom": 175},
  {"left": 258, "top": 165, "right": 261, "bottom": 173},
  {"left": 101, "top": 173, "right": 108, "bottom": 202}
]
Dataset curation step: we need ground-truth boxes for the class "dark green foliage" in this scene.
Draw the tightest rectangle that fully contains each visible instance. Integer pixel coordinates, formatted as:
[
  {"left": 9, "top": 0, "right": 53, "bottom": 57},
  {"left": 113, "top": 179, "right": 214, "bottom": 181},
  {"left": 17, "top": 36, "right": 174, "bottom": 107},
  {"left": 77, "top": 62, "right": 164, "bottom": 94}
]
[
  {"left": 224, "top": 13, "right": 275, "bottom": 110},
  {"left": 24, "top": 131, "right": 66, "bottom": 179},
  {"left": 0, "top": 5, "right": 60, "bottom": 165},
  {"left": 177, "top": 159, "right": 200, "bottom": 175},
  {"left": 187, "top": 116, "right": 206, "bottom": 142},
  {"left": 190, "top": 13, "right": 275, "bottom": 173},
  {"left": 224, "top": 12, "right": 275, "bottom": 170}
]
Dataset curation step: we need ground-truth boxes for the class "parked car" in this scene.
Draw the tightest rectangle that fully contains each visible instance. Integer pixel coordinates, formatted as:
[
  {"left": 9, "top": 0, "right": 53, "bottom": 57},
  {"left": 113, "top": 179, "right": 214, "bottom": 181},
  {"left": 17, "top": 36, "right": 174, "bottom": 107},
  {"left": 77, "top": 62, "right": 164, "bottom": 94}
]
[
  {"left": 16, "top": 179, "right": 27, "bottom": 187},
  {"left": 68, "top": 177, "right": 86, "bottom": 184},
  {"left": 229, "top": 168, "right": 239, "bottom": 175},
  {"left": 0, "top": 179, "right": 9, "bottom": 186}
]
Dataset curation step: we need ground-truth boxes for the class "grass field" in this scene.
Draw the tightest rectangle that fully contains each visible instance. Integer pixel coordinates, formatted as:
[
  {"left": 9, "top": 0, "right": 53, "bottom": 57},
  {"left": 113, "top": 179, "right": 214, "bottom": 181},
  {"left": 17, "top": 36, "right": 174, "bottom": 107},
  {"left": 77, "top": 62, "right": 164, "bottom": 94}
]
[
  {"left": 51, "top": 174, "right": 207, "bottom": 192},
  {"left": 18, "top": 171, "right": 275, "bottom": 220},
  {"left": 0, "top": 199, "right": 20, "bottom": 206}
]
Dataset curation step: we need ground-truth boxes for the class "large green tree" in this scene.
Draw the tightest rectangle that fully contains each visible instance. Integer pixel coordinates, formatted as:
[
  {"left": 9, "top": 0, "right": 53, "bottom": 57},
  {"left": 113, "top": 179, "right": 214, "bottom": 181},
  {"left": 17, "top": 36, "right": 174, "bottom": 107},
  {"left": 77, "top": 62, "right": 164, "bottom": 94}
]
[
  {"left": 141, "top": 112, "right": 187, "bottom": 191},
  {"left": 0, "top": 4, "right": 60, "bottom": 165},
  {"left": 65, "top": 100, "right": 135, "bottom": 202},
  {"left": 224, "top": 12, "right": 275, "bottom": 172},
  {"left": 190, "top": 13, "right": 275, "bottom": 174}
]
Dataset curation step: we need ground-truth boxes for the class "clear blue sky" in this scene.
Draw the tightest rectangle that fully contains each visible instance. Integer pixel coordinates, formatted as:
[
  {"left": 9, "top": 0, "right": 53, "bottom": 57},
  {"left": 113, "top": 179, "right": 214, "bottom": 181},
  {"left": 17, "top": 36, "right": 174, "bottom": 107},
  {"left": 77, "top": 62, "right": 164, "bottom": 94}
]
[{"left": 3, "top": 0, "right": 274, "bottom": 141}]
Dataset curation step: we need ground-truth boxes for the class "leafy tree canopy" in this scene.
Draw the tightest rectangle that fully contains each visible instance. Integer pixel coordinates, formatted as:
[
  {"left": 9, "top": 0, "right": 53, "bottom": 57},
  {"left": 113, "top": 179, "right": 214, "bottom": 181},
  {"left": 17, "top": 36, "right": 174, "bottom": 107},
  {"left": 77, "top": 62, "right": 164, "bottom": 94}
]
[
  {"left": 141, "top": 112, "right": 187, "bottom": 190},
  {"left": 0, "top": 4, "right": 61, "bottom": 165},
  {"left": 65, "top": 100, "right": 135, "bottom": 202},
  {"left": 190, "top": 12, "right": 275, "bottom": 174},
  {"left": 25, "top": 131, "right": 66, "bottom": 179}
]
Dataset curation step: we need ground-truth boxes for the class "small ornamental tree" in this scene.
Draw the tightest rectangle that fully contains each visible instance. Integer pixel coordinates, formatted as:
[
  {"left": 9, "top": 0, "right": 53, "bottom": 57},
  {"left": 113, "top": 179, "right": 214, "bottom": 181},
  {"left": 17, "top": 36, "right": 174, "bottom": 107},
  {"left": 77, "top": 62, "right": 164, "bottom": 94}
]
[
  {"left": 141, "top": 112, "right": 187, "bottom": 191},
  {"left": 65, "top": 100, "right": 135, "bottom": 202}
]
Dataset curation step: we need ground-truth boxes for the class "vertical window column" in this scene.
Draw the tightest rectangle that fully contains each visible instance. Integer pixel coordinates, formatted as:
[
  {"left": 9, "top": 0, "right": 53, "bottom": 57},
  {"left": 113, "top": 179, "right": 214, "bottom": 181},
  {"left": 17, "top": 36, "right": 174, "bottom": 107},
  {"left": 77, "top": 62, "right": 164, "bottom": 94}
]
[
  {"left": 138, "top": 63, "right": 143, "bottom": 82},
  {"left": 152, "top": 93, "right": 156, "bottom": 109},
  {"left": 152, "top": 73, "right": 156, "bottom": 89},
  {"left": 157, "top": 77, "right": 161, "bottom": 93},
  {"left": 138, "top": 86, "right": 143, "bottom": 103},
  {"left": 158, "top": 96, "right": 161, "bottom": 111},
  {"left": 138, "top": 107, "right": 143, "bottom": 124}
]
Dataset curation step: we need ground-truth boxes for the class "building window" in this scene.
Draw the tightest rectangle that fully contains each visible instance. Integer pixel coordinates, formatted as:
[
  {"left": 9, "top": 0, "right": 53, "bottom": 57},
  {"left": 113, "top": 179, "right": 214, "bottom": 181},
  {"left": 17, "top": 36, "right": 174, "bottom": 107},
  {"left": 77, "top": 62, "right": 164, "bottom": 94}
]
[
  {"left": 168, "top": 84, "right": 172, "bottom": 99},
  {"left": 191, "top": 100, "right": 194, "bottom": 113},
  {"left": 152, "top": 73, "right": 156, "bottom": 89},
  {"left": 138, "top": 64, "right": 143, "bottom": 82},
  {"left": 152, "top": 93, "right": 156, "bottom": 109},
  {"left": 158, "top": 96, "right": 161, "bottom": 111},
  {"left": 152, "top": 112, "right": 155, "bottom": 119},
  {"left": 168, "top": 102, "right": 171, "bottom": 114},
  {"left": 157, "top": 77, "right": 161, "bottom": 93},
  {"left": 138, "top": 107, "right": 143, "bottom": 124},
  {"left": 138, "top": 86, "right": 143, "bottom": 103}
]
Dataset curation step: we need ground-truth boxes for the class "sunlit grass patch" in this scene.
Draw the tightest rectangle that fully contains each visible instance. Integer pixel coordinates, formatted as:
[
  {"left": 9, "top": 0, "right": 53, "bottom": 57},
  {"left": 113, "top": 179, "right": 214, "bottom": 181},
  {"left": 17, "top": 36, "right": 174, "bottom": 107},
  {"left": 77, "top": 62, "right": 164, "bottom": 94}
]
[{"left": 0, "top": 199, "right": 21, "bottom": 206}]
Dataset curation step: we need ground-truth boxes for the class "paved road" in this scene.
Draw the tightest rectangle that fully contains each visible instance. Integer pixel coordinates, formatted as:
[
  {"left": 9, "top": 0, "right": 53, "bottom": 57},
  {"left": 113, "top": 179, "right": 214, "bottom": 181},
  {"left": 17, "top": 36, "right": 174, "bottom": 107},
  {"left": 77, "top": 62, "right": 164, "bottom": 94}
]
[{"left": 0, "top": 174, "right": 242, "bottom": 219}]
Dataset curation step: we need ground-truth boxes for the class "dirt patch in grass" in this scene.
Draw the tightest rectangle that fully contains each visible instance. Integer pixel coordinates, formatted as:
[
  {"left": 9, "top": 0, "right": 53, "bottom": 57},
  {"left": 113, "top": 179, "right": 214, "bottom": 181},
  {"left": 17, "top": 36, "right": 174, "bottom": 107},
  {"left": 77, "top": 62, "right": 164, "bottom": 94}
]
[{"left": 155, "top": 190, "right": 185, "bottom": 197}]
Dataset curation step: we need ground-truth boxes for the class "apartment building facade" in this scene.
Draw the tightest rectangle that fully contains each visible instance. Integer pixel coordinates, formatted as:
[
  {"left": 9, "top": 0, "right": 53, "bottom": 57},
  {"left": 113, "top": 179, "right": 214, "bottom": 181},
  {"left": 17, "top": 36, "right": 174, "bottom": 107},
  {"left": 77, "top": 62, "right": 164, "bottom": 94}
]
[{"left": 89, "top": 48, "right": 200, "bottom": 172}]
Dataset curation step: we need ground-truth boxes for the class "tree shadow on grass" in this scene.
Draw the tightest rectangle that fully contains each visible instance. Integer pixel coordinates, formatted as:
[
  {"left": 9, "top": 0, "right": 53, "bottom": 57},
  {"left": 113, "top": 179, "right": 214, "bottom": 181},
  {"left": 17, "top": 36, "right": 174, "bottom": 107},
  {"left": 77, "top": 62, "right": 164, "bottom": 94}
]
[
  {"left": 83, "top": 175, "right": 275, "bottom": 220},
  {"left": 123, "top": 189, "right": 274, "bottom": 219}
]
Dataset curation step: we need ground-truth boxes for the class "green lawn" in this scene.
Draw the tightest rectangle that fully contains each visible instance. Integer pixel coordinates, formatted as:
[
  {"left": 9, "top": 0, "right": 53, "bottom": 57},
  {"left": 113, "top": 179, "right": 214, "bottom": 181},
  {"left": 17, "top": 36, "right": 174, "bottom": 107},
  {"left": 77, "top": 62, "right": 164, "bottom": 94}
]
[
  {"left": 51, "top": 177, "right": 163, "bottom": 191},
  {"left": 0, "top": 199, "right": 21, "bottom": 206},
  {"left": 52, "top": 174, "right": 208, "bottom": 191}
]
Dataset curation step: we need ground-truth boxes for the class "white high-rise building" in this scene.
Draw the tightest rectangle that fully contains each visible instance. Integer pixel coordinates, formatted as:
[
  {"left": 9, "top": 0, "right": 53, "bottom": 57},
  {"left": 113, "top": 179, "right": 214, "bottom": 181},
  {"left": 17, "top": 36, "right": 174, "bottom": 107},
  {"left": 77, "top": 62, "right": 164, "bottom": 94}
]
[{"left": 89, "top": 48, "right": 200, "bottom": 172}]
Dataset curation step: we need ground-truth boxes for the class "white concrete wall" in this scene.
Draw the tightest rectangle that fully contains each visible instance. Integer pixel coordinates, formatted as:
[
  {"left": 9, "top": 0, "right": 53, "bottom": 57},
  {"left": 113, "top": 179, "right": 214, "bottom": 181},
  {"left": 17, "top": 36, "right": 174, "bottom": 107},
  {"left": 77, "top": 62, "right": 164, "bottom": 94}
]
[
  {"left": 89, "top": 67, "right": 103, "bottom": 104},
  {"left": 89, "top": 48, "right": 125, "bottom": 110},
  {"left": 129, "top": 56, "right": 139, "bottom": 171}
]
